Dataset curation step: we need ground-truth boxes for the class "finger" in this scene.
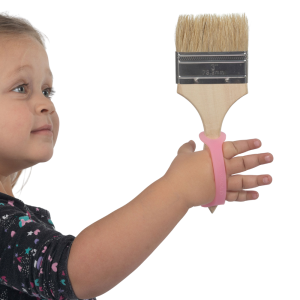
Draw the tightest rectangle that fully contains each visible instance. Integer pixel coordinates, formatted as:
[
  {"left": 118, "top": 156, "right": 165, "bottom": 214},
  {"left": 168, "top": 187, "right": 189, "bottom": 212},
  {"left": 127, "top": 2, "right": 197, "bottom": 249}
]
[
  {"left": 223, "top": 139, "right": 261, "bottom": 159},
  {"left": 226, "top": 190, "right": 259, "bottom": 202},
  {"left": 227, "top": 174, "right": 273, "bottom": 190},
  {"left": 226, "top": 152, "right": 274, "bottom": 175},
  {"left": 177, "top": 140, "right": 196, "bottom": 155}
]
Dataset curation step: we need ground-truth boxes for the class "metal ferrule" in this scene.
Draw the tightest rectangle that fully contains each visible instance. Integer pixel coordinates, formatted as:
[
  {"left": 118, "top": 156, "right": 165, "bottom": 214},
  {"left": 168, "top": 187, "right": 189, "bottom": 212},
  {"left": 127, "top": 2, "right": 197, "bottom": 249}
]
[{"left": 175, "top": 51, "right": 248, "bottom": 84}]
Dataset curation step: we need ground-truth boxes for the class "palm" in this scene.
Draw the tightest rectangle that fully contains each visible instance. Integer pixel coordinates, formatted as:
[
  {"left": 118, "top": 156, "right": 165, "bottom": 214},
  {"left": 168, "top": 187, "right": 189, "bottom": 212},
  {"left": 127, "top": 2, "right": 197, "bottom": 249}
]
[{"left": 204, "top": 139, "right": 273, "bottom": 202}]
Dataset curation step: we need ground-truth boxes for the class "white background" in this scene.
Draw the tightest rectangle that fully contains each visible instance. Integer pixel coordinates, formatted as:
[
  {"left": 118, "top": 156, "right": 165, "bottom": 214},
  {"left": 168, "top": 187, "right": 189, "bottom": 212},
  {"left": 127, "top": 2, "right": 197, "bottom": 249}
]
[{"left": 1, "top": 0, "right": 298, "bottom": 299}]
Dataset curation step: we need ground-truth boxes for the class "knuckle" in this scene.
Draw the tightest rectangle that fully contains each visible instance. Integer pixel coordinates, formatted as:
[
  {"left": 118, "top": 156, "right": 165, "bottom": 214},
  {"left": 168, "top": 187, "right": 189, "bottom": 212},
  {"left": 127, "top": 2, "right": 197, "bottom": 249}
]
[
  {"left": 231, "top": 141, "right": 239, "bottom": 155},
  {"left": 235, "top": 191, "right": 240, "bottom": 201},
  {"left": 247, "top": 191, "right": 253, "bottom": 200},
  {"left": 226, "top": 192, "right": 235, "bottom": 202},
  {"left": 241, "top": 157, "right": 247, "bottom": 171}
]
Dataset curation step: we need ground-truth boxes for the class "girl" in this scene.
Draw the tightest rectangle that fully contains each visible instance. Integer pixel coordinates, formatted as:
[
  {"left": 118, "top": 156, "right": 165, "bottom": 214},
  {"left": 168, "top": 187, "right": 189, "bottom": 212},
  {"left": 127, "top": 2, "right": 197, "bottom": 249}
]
[{"left": 0, "top": 12, "right": 273, "bottom": 300}]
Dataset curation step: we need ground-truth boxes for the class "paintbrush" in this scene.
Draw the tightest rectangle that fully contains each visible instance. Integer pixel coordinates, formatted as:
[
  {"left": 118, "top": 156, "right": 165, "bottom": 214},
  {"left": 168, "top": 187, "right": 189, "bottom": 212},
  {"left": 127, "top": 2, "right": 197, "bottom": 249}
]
[{"left": 175, "top": 13, "right": 248, "bottom": 214}]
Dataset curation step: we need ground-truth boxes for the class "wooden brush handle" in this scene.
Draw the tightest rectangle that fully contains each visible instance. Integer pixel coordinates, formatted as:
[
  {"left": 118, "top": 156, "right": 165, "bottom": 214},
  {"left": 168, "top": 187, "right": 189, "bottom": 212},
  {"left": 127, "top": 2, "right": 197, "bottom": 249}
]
[{"left": 177, "top": 83, "right": 248, "bottom": 214}]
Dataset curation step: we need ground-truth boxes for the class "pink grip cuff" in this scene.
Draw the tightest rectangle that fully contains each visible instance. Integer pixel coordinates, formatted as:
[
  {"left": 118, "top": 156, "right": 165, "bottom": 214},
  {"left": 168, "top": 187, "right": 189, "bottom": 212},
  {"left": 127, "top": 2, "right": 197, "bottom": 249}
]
[{"left": 199, "top": 132, "right": 227, "bottom": 207}]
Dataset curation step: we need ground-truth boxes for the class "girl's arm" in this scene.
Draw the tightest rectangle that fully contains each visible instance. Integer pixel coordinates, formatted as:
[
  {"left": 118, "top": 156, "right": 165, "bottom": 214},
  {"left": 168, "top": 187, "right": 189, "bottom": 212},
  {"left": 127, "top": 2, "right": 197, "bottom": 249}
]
[
  {"left": 67, "top": 137, "right": 273, "bottom": 299},
  {"left": 67, "top": 175, "right": 190, "bottom": 299}
]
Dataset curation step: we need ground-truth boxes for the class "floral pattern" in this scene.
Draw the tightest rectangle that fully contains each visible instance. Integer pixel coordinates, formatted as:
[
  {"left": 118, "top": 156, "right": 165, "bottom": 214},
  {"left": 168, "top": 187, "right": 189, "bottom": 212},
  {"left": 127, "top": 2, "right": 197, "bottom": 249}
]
[{"left": 0, "top": 192, "right": 96, "bottom": 300}]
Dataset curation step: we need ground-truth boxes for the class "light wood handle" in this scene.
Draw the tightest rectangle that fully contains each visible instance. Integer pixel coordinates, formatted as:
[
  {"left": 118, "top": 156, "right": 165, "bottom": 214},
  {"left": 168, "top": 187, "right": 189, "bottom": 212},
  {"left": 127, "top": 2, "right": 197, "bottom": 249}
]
[
  {"left": 177, "top": 83, "right": 248, "bottom": 214},
  {"left": 202, "top": 143, "right": 218, "bottom": 213}
]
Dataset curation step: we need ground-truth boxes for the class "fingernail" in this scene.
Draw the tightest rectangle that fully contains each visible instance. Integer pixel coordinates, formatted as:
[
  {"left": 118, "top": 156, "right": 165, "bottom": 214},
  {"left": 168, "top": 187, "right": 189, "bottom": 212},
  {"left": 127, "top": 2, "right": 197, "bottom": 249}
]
[
  {"left": 265, "top": 155, "right": 271, "bottom": 162},
  {"left": 254, "top": 140, "right": 260, "bottom": 147},
  {"left": 252, "top": 193, "right": 258, "bottom": 199},
  {"left": 263, "top": 177, "right": 269, "bottom": 184}
]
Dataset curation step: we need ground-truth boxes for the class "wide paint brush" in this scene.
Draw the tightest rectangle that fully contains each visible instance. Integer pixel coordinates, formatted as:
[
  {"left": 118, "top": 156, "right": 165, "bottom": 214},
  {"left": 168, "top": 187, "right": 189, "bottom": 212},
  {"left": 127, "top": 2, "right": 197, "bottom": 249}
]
[{"left": 175, "top": 13, "right": 248, "bottom": 213}]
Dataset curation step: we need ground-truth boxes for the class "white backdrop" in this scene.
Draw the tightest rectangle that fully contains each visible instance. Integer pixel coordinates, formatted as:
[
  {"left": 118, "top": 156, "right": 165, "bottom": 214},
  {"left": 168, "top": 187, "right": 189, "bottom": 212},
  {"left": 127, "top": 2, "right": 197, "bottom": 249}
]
[{"left": 1, "top": 1, "right": 298, "bottom": 299}]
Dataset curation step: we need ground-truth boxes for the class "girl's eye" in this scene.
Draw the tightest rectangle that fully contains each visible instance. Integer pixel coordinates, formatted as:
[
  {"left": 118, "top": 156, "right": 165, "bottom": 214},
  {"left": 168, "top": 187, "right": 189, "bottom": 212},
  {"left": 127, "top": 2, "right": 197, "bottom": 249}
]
[{"left": 12, "top": 83, "right": 56, "bottom": 99}]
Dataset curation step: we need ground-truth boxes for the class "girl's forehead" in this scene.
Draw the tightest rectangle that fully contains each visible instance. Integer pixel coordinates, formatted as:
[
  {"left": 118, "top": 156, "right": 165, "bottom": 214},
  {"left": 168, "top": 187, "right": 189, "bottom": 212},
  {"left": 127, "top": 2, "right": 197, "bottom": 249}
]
[
  {"left": 0, "top": 34, "right": 36, "bottom": 48},
  {"left": 0, "top": 35, "right": 46, "bottom": 61},
  {"left": 0, "top": 37, "right": 50, "bottom": 78}
]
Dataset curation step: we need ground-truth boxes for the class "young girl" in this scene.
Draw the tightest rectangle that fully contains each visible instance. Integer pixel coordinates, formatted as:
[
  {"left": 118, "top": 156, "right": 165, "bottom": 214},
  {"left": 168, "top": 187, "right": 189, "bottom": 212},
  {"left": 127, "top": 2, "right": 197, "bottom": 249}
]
[{"left": 0, "top": 13, "right": 273, "bottom": 300}]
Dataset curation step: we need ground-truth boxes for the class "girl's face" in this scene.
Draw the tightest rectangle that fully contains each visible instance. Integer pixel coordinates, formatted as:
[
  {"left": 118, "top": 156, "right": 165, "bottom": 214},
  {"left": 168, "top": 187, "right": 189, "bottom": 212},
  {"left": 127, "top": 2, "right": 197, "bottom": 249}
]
[{"left": 0, "top": 35, "right": 59, "bottom": 178}]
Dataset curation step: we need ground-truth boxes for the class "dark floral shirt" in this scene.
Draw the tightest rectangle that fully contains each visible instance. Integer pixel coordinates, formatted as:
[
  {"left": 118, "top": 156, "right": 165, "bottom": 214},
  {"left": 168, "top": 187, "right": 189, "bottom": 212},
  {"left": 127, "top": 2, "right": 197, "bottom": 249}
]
[{"left": 0, "top": 192, "right": 96, "bottom": 300}]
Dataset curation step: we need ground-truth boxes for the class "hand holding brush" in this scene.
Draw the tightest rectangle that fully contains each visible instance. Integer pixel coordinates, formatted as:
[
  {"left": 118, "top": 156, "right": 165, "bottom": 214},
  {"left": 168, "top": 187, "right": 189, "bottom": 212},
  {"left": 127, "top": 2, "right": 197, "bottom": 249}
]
[{"left": 164, "top": 138, "right": 273, "bottom": 209}]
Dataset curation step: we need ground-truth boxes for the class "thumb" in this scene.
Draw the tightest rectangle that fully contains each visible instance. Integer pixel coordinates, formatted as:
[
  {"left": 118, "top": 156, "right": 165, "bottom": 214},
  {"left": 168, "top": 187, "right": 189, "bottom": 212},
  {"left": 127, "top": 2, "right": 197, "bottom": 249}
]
[{"left": 177, "top": 140, "right": 196, "bottom": 155}]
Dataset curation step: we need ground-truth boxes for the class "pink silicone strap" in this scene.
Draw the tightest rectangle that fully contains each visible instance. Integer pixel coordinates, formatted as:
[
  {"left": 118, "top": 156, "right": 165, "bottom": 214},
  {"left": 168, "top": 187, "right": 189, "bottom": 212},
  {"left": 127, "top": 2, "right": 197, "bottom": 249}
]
[{"left": 199, "top": 132, "right": 227, "bottom": 207}]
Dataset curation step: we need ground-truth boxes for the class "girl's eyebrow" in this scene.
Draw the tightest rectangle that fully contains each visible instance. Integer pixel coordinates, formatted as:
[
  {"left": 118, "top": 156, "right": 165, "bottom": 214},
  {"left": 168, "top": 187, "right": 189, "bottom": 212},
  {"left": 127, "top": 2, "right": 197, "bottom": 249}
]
[{"left": 8, "top": 64, "right": 53, "bottom": 80}]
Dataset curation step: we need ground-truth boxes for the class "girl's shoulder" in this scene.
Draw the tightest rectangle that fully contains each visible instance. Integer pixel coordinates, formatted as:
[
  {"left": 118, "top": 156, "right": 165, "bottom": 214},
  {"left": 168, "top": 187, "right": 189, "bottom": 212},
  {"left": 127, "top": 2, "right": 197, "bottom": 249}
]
[
  {"left": 0, "top": 193, "right": 54, "bottom": 230},
  {"left": 25, "top": 203, "right": 51, "bottom": 218}
]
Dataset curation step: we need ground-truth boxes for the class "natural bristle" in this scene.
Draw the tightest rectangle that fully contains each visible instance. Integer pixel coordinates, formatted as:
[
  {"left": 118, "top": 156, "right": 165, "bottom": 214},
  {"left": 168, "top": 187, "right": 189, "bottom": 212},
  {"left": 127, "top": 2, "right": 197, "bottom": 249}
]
[{"left": 175, "top": 13, "right": 248, "bottom": 52}]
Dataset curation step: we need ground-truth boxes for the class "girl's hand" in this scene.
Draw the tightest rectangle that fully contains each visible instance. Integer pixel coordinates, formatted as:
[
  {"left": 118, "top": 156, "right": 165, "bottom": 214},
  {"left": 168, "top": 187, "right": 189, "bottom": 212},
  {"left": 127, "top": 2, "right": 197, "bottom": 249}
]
[{"left": 163, "top": 138, "right": 273, "bottom": 209}]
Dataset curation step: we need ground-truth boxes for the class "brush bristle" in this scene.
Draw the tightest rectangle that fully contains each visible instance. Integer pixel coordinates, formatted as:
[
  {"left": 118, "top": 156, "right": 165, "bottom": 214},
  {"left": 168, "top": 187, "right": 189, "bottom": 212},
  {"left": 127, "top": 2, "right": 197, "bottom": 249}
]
[{"left": 175, "top": 13, "right": 248, "bottom": 52}]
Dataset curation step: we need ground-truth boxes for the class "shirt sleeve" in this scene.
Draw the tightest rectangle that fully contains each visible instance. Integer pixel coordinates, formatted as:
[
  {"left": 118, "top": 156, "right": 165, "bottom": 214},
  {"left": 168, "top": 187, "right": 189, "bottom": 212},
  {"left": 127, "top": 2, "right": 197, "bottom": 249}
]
[{"left": 0, "top": 199, "right": 96, "bottom": 300}]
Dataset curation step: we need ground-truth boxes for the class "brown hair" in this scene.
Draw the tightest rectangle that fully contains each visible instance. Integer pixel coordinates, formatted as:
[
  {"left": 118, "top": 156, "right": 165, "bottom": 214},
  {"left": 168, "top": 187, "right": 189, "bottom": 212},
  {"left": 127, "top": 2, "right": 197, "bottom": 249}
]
[{"left": 0, "top": 11, "right": 49, "bottom": 194}]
